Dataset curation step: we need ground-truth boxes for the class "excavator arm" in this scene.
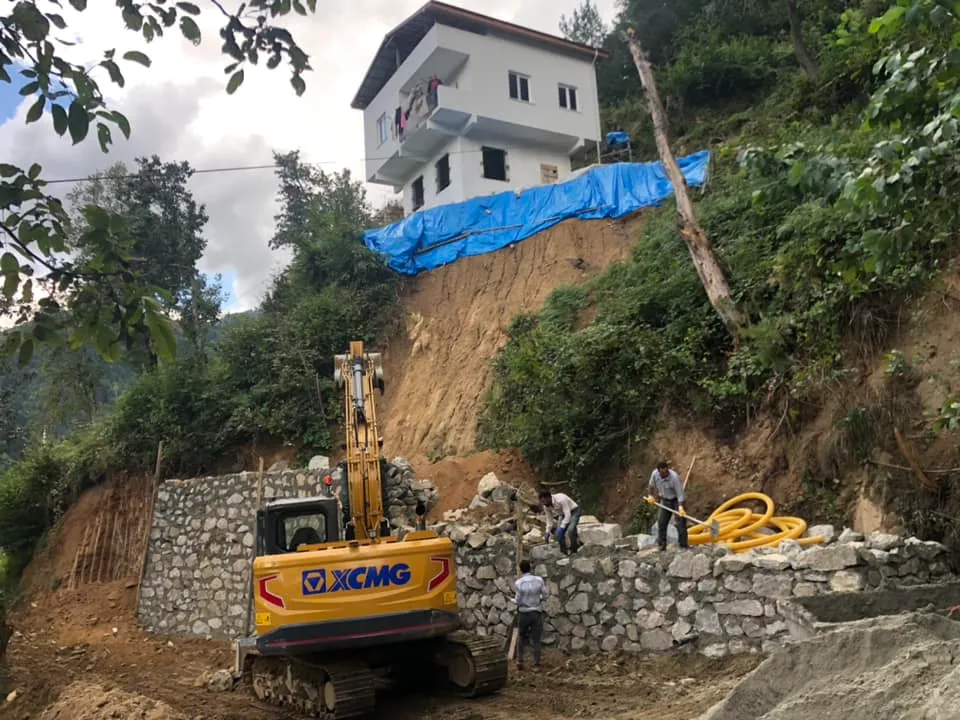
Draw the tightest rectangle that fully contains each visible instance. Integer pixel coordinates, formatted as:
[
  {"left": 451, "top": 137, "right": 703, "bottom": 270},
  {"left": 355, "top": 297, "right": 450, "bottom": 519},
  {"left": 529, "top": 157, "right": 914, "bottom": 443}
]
[{"left": 334, "top": 340, "right": 387, "bottom": 540}]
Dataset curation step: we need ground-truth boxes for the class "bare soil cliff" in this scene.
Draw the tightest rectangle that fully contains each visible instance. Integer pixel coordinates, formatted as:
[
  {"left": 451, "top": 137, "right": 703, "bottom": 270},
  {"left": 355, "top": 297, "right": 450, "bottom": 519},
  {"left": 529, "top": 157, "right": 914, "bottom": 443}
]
[{"left": 379, "top": 216, "right": 644, "bottom": 465}]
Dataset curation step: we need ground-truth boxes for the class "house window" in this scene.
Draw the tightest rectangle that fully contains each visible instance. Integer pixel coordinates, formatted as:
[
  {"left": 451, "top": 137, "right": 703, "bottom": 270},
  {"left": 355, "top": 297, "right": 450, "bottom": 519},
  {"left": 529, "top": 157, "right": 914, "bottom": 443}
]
[
  {"left": 411, "top": 176, "right": 424, "bottom": 211},
  {"left": 481, "top": 146, "right": 508, "bottom": 181},
  {"left": 377, "top": 113, "right": 388, "bottom": 145},
  {"left": 540, "top": 164, "right": 559, "bottom": 184},
  {"left": 508, "top": 71, "right": 530, "bottom": 102},
  {"left": 435, "top": 154, "right": 451, "bottom": 194},
  {"left": 558, "top": 85, "right": 578, "bottom": 111}
]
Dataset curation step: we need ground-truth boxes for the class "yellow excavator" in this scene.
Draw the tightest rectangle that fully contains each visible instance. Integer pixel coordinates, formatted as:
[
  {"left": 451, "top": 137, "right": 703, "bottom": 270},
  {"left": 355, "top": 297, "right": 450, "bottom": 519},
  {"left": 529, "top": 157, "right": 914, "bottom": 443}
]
[{"left": 234, "top": 340, "right": 508, "bottom": 717}]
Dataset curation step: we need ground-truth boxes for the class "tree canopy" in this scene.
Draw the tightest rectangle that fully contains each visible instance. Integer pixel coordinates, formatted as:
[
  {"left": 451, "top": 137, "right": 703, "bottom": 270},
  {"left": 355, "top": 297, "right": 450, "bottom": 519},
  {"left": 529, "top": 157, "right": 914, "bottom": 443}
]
[{"left": 0, "top": 0, "right": 318, "bottom": 366}]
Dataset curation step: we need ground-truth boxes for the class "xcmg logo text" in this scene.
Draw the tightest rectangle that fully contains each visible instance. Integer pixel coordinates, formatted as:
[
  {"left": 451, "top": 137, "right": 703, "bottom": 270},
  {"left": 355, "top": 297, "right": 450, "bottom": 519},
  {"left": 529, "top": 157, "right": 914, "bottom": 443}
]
[{"left": 301, "top": 563, "right": 412, "bottom": 595}]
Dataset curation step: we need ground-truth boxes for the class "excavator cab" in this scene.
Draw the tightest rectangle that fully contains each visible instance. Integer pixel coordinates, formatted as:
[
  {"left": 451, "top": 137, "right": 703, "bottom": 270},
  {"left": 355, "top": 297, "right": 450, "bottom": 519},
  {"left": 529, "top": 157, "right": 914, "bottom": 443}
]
[{"left": 256, "top": 496, "right": 343, "bottom": 554}]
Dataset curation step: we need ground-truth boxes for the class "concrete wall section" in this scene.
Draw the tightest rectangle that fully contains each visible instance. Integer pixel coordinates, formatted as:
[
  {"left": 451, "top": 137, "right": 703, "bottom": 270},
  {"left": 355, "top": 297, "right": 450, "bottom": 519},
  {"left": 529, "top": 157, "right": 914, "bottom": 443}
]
[
  {"left": 459, "top": 136, "right": 573, "bottom": 202},
  {"left": 452, "top": 25, "right": 601, "bottom": 142},
  {"left": 400, "top": 137, "right": 574, "bottom": 214},
  {"left": 454, "top": 533, "right": 956, "bottom": 658}
]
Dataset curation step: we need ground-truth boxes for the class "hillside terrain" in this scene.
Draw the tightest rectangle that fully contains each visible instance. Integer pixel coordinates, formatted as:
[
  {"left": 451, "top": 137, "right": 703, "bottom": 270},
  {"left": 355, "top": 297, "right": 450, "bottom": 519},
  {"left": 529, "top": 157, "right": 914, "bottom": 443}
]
[
  {"left": 4, "top": 0, "right": 960, "bottom": 716},
  {"left": 379, "top": 216, "right": 643, "bottom": 463}
]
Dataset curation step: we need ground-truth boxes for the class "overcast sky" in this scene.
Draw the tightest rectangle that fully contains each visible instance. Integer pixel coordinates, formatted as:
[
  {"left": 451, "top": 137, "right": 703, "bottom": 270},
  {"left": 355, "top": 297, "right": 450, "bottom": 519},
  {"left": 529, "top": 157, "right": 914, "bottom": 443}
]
[{"left": 0, "top": 0, "right": 618, "bottom": 313}]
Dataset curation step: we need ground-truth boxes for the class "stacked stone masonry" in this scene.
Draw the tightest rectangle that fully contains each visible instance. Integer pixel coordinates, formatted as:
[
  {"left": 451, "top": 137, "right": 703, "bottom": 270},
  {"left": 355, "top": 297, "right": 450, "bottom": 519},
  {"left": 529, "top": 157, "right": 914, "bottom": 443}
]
[
  {"left": 137, "top": 466, "right": 955, "bottom": 658},
  {"left": 454, "top": 531, "right": 956, "bottom": 658},
  {"left": 138, "top": 461, "right": 438, "bottom": 640}
]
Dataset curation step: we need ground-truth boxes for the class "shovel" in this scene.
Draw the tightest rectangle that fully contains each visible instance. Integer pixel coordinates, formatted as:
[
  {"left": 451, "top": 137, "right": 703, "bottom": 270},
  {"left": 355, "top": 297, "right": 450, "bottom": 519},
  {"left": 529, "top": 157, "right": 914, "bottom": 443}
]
[{"left": 647, "top": 497, "right": 720, "bottom": 541}]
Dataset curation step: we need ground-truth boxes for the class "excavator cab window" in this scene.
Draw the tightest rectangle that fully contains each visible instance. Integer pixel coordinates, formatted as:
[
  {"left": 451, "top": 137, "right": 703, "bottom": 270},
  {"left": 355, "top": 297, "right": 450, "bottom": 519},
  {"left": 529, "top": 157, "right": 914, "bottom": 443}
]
[
  {"left": 281, "top": 513, "right": 327, "bottom": 551},
  {"left": 257, "top": 501, "right": 339, "bottom": 556}
]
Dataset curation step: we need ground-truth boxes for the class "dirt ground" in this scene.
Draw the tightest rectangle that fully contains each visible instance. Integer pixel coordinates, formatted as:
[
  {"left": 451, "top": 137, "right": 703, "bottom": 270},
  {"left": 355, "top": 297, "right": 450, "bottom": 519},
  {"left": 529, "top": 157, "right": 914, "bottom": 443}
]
[
  {"left": 424, "top": 449, "right": 541, "bottom": 517},
  {"left": 702, "top": 612, "right": 960, "bottom": 720},
  {"left": 0, "top": 576, "right": 759, "bottom": 720}
]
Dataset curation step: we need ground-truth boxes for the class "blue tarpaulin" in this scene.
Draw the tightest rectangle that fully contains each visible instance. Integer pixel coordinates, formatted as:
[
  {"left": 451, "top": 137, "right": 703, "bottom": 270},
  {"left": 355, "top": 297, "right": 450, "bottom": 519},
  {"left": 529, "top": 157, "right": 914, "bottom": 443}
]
[
  {"left": 363, "top": 150, "right": 711, "bottom": 276},
  {"left": 606, "top": 130, "right": 631, "bottom": 146}
]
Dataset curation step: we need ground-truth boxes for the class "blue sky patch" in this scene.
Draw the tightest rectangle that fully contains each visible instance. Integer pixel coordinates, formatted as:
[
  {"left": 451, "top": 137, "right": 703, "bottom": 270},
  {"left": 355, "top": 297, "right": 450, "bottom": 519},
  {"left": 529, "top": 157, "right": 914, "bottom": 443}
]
[{"left": 0, "top": 62, "right": 73, "bottom": 125}]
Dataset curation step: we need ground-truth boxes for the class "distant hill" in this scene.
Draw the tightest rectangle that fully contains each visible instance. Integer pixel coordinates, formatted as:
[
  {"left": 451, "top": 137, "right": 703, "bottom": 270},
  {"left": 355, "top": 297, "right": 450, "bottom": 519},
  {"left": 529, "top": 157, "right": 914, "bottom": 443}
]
[{"left": 0, "top": 308, "right": 260, "bottom": 463}]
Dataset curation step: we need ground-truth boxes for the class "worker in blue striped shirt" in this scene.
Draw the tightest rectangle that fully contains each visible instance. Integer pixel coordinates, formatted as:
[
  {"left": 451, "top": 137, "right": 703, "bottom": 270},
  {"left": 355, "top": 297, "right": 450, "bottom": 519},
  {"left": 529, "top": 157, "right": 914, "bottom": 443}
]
[{"left": 513, "top": 559, "right": 547, "bottom": 670}]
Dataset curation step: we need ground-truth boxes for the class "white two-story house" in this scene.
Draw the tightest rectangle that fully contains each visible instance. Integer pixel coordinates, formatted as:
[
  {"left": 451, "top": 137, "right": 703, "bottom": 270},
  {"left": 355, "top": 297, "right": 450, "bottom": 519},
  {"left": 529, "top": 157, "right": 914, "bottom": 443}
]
[{"left": 352, "top": 1, "right": 608, "bottom": 215}]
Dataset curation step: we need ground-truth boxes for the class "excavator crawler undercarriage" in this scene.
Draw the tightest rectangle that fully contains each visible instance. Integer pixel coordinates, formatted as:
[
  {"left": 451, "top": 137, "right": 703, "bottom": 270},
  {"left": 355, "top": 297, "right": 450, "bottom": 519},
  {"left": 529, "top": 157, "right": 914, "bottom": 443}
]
[{"left": 244, "top": 631, "right": 508, "bottom": 718}]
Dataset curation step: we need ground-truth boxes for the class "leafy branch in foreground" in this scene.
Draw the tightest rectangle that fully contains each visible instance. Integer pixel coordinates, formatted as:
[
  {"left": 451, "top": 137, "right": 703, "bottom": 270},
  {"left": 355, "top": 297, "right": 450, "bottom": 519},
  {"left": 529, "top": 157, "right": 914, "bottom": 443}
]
[{"left": 0, "top": 0, "right": 317, "bottom": 363}]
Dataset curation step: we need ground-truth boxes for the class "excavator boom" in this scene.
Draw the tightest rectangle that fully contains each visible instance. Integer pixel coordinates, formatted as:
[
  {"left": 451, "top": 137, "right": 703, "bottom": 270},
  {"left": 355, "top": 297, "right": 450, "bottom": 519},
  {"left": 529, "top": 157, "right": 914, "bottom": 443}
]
[{"left": 334, "top": 341, "right": 386, "bottom": 539}]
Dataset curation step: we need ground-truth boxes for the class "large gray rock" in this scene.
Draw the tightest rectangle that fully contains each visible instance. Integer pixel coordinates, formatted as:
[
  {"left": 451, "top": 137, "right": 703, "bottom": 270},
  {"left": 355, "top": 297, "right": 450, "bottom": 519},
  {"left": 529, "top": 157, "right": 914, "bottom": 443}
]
[
  {"left": 477, "top": 472, "right": 501, "bottom": 498},
  {"left": 805, "top": 524, "right": 836, "bottom": 542},
  {"left": 715, "top": 600, "right": 764, "bottom": 616},
  {"left": 579, "top": 523, "right": 622, "bottom": 546},
  {"left": 207, "top": 669, "right": 235, "bottom": 692},
  {"left": 838, "top": 527, "right": 864, "bottom": 543},
  {"left": 829, "top": 569, "right": 865, "bottom": 592},
  {"left": 796, "top": 544, "right": 860, "bottom": 572},
  {"left": 308, "top": 455, "right": 330, "bottom": 471},
  {"left": 667, "top": 552, "right": 712, "bottom": 580},
  {"left": 867, "top": 532, "right": 902, "bottom": 551},
  {"left": 640, "top": 629, "right": 673, "bottom": 651}
]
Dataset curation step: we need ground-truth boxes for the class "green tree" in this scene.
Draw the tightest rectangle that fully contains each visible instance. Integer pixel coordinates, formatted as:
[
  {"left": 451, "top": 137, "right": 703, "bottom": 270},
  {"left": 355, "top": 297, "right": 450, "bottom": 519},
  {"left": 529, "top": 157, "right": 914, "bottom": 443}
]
[
  {"left": 559, "top": 0, "right": 608, "bottom": 47},
  {"left": 36, "top": 344, "right": 105, "bottom": 435},
  {"left": 66, "top": 157, "right": 224, "bottom": 364},
  {"left": 0, "top": 0, "right": 318, "bottom": 365},
  {"left": 215, "top": 153, "right": 398, "bottom": 455},
  {"left": 270, "top": 151, "right": 372, "bottom": 251}
]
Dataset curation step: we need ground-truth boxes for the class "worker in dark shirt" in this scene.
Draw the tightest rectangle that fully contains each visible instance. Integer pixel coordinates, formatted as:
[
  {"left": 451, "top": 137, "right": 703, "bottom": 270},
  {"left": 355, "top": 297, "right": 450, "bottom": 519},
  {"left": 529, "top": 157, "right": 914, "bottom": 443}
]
[{"left": 647, "top": 460, "right": 689, "bottom": 551}]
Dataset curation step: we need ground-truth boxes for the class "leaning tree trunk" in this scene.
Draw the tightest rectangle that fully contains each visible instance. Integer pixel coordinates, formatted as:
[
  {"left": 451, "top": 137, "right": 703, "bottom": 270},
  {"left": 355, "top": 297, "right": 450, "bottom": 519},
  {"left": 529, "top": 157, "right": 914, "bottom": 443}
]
[
  {"left": 623, "top": 29, "right": 746, "bottom": 339},
  {"left": 785, "top": 0, "right": 818, "bottom": 79}
]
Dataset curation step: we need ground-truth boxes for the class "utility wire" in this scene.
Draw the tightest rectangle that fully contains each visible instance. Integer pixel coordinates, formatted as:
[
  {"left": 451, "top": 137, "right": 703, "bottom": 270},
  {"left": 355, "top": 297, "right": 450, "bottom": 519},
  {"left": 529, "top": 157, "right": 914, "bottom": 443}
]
[{"left": 38, "top": 147, "right": 499, "bottom": 186}]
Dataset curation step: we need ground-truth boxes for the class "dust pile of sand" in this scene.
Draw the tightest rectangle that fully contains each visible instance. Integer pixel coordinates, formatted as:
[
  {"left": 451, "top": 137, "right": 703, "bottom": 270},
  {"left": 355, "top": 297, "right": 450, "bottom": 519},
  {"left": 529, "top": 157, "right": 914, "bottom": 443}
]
[
  {"left": 39, "top": 682, "right": 185, "bottom": 720},
  {"left": 700, "top": 613, "right": 960, "bottom": 720}
]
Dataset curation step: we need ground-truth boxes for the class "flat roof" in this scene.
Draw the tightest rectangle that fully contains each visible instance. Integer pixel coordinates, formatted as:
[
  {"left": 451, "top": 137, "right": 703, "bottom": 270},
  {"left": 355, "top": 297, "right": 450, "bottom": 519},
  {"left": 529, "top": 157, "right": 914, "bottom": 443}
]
[{"left": 351, "top": 1, "right": 610, "bottom": 110}]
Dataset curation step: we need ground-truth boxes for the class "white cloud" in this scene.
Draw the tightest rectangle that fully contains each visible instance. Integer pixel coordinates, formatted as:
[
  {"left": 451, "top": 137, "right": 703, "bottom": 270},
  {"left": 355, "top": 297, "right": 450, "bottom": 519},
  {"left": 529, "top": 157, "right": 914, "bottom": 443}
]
[{"left": 0, "top": 0, "right": 619, "bottom": 312}]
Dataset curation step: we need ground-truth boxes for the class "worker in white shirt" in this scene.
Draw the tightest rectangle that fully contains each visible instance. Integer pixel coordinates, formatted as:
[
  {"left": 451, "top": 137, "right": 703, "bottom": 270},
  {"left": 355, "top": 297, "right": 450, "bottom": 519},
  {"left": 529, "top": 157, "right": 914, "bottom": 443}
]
[
  {"left": 513, "top": 559, "right": 547, "bottom": 670},
  {"left": 538, "top": 488, "right": 583, "bottom": 555}
]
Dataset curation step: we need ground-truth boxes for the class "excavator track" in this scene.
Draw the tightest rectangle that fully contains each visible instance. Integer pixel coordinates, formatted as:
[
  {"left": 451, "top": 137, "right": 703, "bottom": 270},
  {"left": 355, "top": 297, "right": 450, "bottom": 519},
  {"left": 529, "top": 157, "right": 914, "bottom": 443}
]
[
  {"left": 250, "top": 656, "right": 377, "bottom": 719},
  {"left": 440, "top": 631, "right": 509, "bottom": 698}
]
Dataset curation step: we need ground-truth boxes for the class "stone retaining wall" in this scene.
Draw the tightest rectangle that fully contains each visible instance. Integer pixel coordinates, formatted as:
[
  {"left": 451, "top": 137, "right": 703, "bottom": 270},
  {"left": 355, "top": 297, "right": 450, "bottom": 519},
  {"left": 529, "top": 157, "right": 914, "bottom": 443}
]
[
  {"left": 138, "top": 461, "right": 437, "bottom": 640},
  {"left": 138, "top": 469, "right": 328, "bottom": 639},
  {"left": 455, "top": 532, "right": 956, "bottom": 657},
  {"left": 138, "top": 465, "right": 956, "bottom": 659}
]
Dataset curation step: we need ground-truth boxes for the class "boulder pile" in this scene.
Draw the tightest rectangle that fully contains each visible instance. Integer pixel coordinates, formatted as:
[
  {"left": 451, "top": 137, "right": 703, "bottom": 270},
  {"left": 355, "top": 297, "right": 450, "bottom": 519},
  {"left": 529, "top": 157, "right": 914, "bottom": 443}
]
[
  {"left": 384, "top": 457, "right": 440, "bottom": 531},
  {"left": 429, "top": 472, "right": 624, "bottom": 548},
  {"left": 328, "top": 456, "right": 441, "bottom": 534}
]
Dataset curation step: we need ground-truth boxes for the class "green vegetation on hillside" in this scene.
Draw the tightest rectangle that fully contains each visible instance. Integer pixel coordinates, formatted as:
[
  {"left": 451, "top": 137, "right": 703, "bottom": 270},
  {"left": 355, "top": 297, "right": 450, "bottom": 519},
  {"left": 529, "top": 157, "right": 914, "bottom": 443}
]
[
  {"left": 480, "top": 0, "right": 960, "bottom": 515},
  {"left": 0, "top": 152, "right": 397, "bottom": 590}
]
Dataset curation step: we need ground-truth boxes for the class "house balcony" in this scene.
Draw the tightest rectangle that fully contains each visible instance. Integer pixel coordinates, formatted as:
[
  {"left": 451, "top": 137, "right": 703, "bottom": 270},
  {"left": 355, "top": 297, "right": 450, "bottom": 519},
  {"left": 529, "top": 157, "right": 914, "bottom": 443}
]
[
  {"left": 370, "top": 84, "right": 472, "bottom": 186},
  {"left": 369, "top": 84, "right": 584, "bottom": 187}
]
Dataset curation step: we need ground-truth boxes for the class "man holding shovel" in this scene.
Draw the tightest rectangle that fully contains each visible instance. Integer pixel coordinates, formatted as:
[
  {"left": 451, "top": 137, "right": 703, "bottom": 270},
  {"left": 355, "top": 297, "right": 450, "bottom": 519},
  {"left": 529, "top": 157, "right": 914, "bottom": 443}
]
[{"left": 647, "top": 460, "right": 689, "bottom": 551}]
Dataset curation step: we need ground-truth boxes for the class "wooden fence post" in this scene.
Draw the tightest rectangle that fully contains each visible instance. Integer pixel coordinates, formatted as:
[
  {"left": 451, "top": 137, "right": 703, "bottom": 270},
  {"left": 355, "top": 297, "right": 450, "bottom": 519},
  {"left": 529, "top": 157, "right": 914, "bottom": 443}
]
[
  {"left": 245, "top": 456, "right": 266, "bottom": 635},
  {"left": 135, "top": 440, "right": 163, "bottom": 615}
]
